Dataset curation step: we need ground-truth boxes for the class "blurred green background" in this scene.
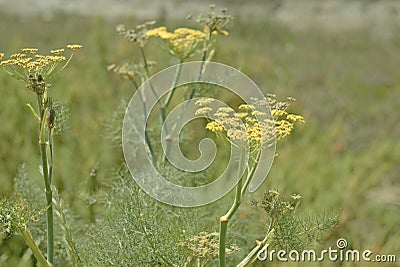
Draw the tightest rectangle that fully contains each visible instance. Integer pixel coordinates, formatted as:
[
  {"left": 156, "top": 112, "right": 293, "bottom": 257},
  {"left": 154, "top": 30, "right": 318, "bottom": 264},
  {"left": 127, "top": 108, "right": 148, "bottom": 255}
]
[{"left": 1, "top": 0, "right": 399, "bottom": 266}]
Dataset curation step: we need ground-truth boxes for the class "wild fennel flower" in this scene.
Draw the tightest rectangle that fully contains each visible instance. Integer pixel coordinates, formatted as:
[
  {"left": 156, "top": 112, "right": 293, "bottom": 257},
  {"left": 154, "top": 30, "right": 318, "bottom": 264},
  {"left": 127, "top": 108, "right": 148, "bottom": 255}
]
[
  {"left": 287, "top": 114, "right": 305, "bottom": 123},
  {"left": 50, "top": 48, "right": 65, "bottom": 55},
  {"left": 66, "top": 44, "right": 83, "bottom": 51},
  {"left": 0, "top": 45, "right": 82, "bottom": 82},
  {"left": 21, "top": 48, "right": 38, "bottom": 53},
  {"left": 146, "top": 26, "right": 206, "bottom": 59},
  {"left": 196, "top": 95, "right": 305, "bottom": 151},
  {"left": 205, "top": 121, "right": 225, "bottom": 132},
  {"left": 195, "top": 106, "right": 213, "bottom": 116},
  {"left": 195, "top": 98, "right": 215, "bottom": 106}
]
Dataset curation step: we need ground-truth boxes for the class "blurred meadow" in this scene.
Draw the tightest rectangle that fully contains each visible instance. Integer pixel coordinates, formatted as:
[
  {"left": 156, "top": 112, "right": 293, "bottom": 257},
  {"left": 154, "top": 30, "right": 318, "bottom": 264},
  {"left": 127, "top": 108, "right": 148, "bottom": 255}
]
[{"left": 0, "top": 0, "right": 399, "bottom": 266}]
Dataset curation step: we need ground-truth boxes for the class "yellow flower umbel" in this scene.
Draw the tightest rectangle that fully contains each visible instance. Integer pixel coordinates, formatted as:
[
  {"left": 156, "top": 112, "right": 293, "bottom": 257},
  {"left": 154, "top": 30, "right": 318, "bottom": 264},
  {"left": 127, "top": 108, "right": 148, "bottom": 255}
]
[
  {"left": 195, "top": 94, "right": 305, "bottom": 153},
  {"left": 146, "top": 26, "right": 206, "bottom": 60},
  {"left": 0, "top": 45, "right": 82, "bottom": 85}
]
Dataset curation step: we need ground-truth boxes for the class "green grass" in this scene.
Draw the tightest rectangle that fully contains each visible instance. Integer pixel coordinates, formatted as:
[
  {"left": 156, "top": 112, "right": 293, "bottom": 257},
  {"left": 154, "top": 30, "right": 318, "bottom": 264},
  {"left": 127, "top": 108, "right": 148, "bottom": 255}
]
[{"left": 0, "top": 10, "right": 399, "bottom": 266}]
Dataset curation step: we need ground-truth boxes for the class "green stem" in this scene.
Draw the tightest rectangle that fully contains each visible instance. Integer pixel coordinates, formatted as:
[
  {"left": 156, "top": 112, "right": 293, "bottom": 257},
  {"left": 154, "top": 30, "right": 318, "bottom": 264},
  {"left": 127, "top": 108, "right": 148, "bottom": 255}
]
[
  {"left": 140, "top": 47, "right": 158, "bottom": 100},
  {"left": 133, "top": 80, "right": 156, "bottom": 164},
  {"left": 241, "top": 151, "right": 262, "bottom": 196},
  {"left": 37, "top": 95, "right": 54, "bottom": 264},
  {"left": 163, "top": 59, "right": 183, "bottom": 108},
  {"left": 160, "top": 60, "right": 183, "bottom": 162},
  {"left": 189, "top": 31, "right": 211, "bottom": 100},
  {"left": 219, "top": 154, "right": 245, "bottom": 267},
  {"left": 48, "top": 130, "right": 53, "bottom": 184},
  {"left": 20, "top": 226, "right": 52, "bottom": 267},
  {"left": 41, "top": 141, "right": 54, "bottom": 264}
]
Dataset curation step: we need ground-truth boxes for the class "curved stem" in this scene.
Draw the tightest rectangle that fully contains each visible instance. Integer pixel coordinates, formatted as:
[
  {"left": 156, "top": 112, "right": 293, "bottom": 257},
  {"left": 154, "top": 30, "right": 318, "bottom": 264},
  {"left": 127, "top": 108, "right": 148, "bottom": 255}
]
[{"left": 20, "top": 226, "right": 52, "bottom": 267}]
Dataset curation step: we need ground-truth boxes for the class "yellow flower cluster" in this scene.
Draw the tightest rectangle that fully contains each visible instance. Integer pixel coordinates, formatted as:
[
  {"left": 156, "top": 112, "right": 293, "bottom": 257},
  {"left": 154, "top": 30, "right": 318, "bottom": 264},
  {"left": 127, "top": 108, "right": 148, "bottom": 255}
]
[
  {"left": 206, "top": 121, "right": 225, "bottom": 132},
  {"left": 1, "top": 53, "right": 65, "bottom": 72},
  {"left": 146, "top": 27, "right": 206, "bottom": 59},
  {"left": 21, "top": 48, "right": 38, "bottom": 53},
  {"left": 286, "top": 114, "right": 305, "bottom": 123},
  {"left": 50, "top": 49, "right": 65, "bottom": 55},
  {"left": 195, "top": 106, "right": 213, "bottom": 116},
  {"left": 195, "top": 98, "right": 215, "bottom": 106},
  {"left": 0, "top": 45, "right": 82, "bottom": 79},
  {"left": 66, "top": 44, "right": 83, "bottom": 51},
  {"left": 195, "top": 95, "right": 305, "bottom": 151},
  {"left": 204, "top": 25, "right": 229, "bottom": 36}
]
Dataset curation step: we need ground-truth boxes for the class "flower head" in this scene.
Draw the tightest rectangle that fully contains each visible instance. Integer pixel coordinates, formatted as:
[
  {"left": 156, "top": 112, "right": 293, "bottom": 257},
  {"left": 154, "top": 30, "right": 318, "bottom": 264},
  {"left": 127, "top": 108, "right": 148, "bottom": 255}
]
[
  {"left": 0, "top": 45, "right": 82, "bottom": 88},
  {"left": 197, "top": 94, "right": 305, "bottom": 151},
  {"left": 21, "top": 48, "right": 38, "bottom": 53},
  {"left": 147, "top": 26, "right": 206, "bottom": 59},
  {"left": 51, "top": 49, "right": 65, "bottom": 55},
  {"left": 66, "top": 44, "right": 83, "bottom": 51}
]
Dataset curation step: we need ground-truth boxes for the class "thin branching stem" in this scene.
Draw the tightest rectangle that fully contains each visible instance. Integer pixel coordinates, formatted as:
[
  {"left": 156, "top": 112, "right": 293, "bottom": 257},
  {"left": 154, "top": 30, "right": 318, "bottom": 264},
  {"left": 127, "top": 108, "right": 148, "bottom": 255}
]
[
  {"left": 140, "top": 47, "right": 158, "bottom": 100},
  {"left": 160, "top": 60, "right": 183, "bottom": 162},
  {"left": 241, "top": 151, "right": 262, "bottom": 196},
  {"left": 188, "top": 31, "right": 212, "bottom": 100},
  {"left": 132, "top": 80, "right": 156, "bottom": 164}
]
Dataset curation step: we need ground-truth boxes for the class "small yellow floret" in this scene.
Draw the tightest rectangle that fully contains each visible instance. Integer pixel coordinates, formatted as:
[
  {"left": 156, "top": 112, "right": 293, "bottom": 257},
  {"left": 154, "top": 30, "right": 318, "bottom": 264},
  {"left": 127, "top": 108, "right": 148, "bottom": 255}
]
[
  {"left": 21, "top": 48, "right": 38, "bottom": 53},
  {"left": 66, "top": 44, "right": 83, "bottom": 51},
  {"left": 51, "top": 49, "right": 65, "bottom": 55}
]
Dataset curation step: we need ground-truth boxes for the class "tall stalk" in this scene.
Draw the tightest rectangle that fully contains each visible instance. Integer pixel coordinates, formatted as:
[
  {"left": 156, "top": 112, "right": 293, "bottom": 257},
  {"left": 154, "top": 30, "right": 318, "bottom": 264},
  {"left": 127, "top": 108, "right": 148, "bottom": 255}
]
[
  {"left": 37, "top": 94, "right": 54, "bottom": 264},
  {"left": 218, "top": 150, "right": 261, "bottom": 266},
  {"left": 218, "top": 153, "right": 246, "bottom": 266},
  {"left": 1, "top": 45, "right": 82, "bottom": 265}
]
